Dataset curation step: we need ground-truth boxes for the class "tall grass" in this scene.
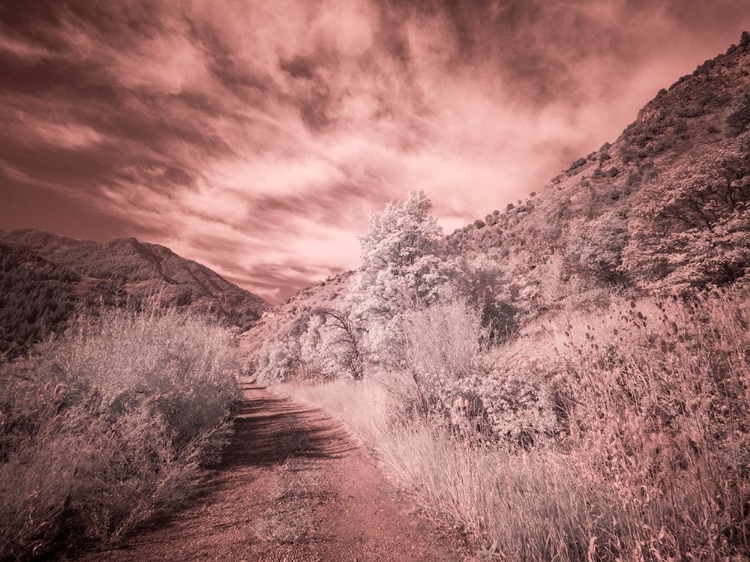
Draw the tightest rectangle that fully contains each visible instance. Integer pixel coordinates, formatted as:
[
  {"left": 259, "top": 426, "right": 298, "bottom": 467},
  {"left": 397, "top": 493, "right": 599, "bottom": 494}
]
[
  {"left": 553, "top": 291, "right": 750, "bottom": 560},
  {"left": 278, "top": 376, "right": 391, "bottom": 446},
  {"left": 0, "top": 309, "right": 240, "bottom": 560},
  {"left": 281, "top": 377, "right": 616, "bottom": 561},
  {"left": 281, "top": 289, "right": 750, "bottom": 561}
]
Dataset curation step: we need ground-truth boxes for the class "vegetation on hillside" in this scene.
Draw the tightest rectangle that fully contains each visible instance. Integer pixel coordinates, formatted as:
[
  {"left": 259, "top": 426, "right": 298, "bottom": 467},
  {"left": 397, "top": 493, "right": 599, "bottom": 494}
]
[
  {"left": 0, "top": 310, "right": 239, "bottom": 560},
  {"left": 278, "top": 270, "right": 750, "bottom": 560},
  {"left": 0, "top": 244, "right": 80, "bottom": 359},
  {"left": 283, "top": 287, "right": 750, "bottom": 560}
]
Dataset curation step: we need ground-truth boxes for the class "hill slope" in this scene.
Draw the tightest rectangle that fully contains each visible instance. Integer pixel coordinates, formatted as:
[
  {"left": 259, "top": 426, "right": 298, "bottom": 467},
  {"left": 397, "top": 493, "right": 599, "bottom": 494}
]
[
  {"left": 244, "top": 32, "right": 750, "bottom": 359},
  {"left": 0, "top": 229, "right": 267, "bottom": 357},
  {"left": 444, "top": 33, "right": 750, "bottom": 314}
]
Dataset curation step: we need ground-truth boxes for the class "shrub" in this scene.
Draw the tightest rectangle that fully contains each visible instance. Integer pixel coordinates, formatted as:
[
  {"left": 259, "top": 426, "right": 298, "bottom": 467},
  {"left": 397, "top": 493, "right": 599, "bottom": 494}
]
[
  {"left": 401, "top": 299, "right": 484, "bottom": 397},
  {"left": 256, "top": 336, "right": 301, "bottom": 384},
  {"left": 0, "top": 310, "right": 239, "bottom": 560},
  {"left": 397, "top": 298, "right": 501, "bottom": 440},
  {"left": 727, "top": 91, "right": 750, "bottom": 136}
]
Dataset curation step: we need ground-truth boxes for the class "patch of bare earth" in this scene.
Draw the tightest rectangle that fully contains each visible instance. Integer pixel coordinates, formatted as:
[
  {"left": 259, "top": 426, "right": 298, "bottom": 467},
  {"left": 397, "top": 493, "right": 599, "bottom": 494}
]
[{"left": 73, "top": 381, "right": 470, "bottom": 562}]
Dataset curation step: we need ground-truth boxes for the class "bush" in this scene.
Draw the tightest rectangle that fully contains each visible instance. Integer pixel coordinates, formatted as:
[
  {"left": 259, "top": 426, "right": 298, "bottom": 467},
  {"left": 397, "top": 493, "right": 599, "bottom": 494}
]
[
  {"left": 256, "top": 336, "right": 301, "bottom": 384},
  {"left": 397, "top": 298, "right": 490, "bottom": 437},
  {"left": 0, "top": 310, "right": 239, "bottom": 560},
  {"left": 727, "top": 91, "right": 750, "bottom": 136}
]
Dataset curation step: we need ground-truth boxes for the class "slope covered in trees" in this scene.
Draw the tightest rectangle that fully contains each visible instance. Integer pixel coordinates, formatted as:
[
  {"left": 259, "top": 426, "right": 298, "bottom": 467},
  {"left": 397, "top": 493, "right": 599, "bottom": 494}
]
[
  {"left": 0, "top": 229, "right": 267, "bottom": 357},
  {"left": 247, "top": 33, "right": 750, "bottom": 374},
  {"left": 0, "top": 243, "right": 80, "bottom": 357},
  {"left": 444, "top": 32, "right": 750, "bottom": 317}
]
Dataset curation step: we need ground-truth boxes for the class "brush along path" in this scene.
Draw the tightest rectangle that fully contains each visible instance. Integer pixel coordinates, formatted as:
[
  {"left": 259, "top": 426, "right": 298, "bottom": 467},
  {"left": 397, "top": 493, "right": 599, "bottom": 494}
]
[{"left": 75, "top": 380, "right": 469, "bottom": 562}]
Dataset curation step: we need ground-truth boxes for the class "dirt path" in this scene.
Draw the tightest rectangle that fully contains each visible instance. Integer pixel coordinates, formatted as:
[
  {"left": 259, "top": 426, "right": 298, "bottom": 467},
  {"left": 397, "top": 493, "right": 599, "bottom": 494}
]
[{"left": 75, "top": 381, "right": 470, "bottom": 562}]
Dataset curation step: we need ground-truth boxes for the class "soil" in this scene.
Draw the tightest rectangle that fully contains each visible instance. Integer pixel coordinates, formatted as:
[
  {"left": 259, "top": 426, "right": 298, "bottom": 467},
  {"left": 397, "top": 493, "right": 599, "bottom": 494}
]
[{"left": 73, "top": 380, "right": 471, "bottom": 562}]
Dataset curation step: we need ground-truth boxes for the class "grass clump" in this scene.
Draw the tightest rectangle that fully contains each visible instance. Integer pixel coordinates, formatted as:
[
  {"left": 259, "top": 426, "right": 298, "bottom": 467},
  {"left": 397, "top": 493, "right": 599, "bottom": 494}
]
[{"left": 0, "top": 309, "right": 239, "bottom": 560}]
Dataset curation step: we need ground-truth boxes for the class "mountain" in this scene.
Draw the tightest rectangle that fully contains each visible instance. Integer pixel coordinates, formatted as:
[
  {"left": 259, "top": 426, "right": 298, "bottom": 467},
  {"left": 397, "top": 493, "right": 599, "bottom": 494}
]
[
  {"left": 0, "top": 229, "right": 267, "bottom": 358},
  {"left": 244, "top": 32, "right": 750, "bottom": 359}
]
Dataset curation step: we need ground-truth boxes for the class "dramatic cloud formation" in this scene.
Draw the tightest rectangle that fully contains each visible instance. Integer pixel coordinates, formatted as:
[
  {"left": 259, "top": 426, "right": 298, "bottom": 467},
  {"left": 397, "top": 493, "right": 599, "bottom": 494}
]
[{"left": 1, "top": 0, "right": 749, "bottom": 301}]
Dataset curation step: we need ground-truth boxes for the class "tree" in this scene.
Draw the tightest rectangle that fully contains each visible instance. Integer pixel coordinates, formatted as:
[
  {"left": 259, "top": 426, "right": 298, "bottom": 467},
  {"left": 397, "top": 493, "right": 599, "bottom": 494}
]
[
  {"left": 565, "top": 210, "right": 629, "bottom": 286},
  {"left": 299, "top": 307, "right": 363, "bottom": 380},
  {"left": 345, "top": 191, "right": 452, "bottom": 365},
  {"left": 622, "top": 151, "right": 750, "bottom": 290}
]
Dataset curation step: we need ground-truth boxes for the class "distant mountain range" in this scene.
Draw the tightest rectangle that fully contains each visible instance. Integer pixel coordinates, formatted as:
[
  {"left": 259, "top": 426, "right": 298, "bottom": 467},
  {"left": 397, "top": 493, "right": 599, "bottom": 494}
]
[{"left": 0, "top": 229, "right": 267, "bottom": 358}]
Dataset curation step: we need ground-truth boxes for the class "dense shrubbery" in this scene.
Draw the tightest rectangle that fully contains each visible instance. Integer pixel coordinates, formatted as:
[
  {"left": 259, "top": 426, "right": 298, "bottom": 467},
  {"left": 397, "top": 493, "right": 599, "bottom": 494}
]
[
  {"left": 259, "top": 187, "right": 750, "bottom": 560},
  {"left": 0, "top": 310, "right": 239, "bottom": 560},
  {"left": 283, "top": 288, "right": 750, "bottom": 561},
  {"left": 0, "top": 244, "right": 79, "bottom": 358}
]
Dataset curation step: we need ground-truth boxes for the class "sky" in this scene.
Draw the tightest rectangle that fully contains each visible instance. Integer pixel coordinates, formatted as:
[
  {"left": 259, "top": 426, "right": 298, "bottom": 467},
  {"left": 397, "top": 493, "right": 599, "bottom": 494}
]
[{"left": 1, "top": 1, "right": 750, "bottom": 302}]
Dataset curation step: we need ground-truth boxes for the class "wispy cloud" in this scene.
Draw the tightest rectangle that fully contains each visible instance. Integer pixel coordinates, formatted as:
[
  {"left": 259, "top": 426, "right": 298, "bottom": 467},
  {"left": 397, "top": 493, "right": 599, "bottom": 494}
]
[{"left": 1, "top": 0, "right": 749, "bottom": 301}]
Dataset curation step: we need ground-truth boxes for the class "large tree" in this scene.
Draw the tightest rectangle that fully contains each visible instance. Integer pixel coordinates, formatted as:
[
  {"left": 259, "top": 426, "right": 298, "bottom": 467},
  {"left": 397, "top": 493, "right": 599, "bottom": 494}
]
[{"left": 346, "top": 191, "right": 452, "bottom": 364}]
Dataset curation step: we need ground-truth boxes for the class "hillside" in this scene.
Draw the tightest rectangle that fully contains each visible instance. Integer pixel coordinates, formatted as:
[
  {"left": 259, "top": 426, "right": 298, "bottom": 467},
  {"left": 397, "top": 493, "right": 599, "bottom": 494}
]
[
  {"left": 0, "top": 229, "right": 267, "bottom": 357},
  {"left": 239, "top": 35, "right": 750, "bottom": 561},
  {"left": 243, "top": 33, "right": 750, "bottom": 365},
  {"left": 239, "top": 271, "right": 353, "bottom": 362},
  {"left": 444, "top": 32, "right": 750, "bottom": 315}
]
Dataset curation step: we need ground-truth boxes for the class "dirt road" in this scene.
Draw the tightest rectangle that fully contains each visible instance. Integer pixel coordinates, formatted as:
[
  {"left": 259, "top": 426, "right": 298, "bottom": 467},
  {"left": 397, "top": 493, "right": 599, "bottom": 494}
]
[{"left": 75, "top": 381, "right": 469, "bottom": 561}]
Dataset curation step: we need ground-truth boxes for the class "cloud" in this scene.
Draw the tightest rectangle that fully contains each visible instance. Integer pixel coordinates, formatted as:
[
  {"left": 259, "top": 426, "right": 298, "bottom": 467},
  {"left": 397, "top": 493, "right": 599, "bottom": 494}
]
[{"left": 1, "top": 0, "right": 750, "bottom": 301}]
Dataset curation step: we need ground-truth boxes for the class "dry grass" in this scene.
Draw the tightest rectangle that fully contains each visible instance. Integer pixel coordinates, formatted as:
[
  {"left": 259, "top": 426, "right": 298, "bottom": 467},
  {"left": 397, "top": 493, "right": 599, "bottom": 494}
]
[
  {"left": 280, "top": 378, "right": 614, "bottom": 560},
  {"left": 0, "top": 309, "right": 240, "bottom": 560},
  {"left": 550, "top": 290, "right": 750, "bottom": 560},
  {"left": 279, "top": 288, "right": 750, "bottom": 561},
  {"left": 278, "top": 376, "right": 391, "bottom": 447}
]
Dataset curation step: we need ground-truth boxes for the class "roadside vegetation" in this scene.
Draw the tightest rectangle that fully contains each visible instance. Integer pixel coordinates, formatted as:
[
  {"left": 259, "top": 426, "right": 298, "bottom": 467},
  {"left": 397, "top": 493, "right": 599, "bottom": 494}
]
[
  {"left": 0, "top": 309, "right": 240, "bottom": 560},
  {"left": 281, "top": 289, "right": 750, "bottom": 561},
  {"left": 261, "top": 191, "right": 750, "bottom": 561}
]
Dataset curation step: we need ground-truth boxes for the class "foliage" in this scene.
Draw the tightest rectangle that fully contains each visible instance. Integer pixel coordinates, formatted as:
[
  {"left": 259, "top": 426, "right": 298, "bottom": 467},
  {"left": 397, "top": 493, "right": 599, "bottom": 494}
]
[
  {"left": 727, "top": 91, "right": 750, "bottom": 136},
  {"left": 256, "top": 335, "right": 302, "bottom": 384},
  {"left": 623, "top": 152, "right": 750, "bottom": 290},
  {"left": 0, "top": 310, "right": 239, "bottom": 560},
  {"left": 450, "top": 255, "right": 519, "bottom": 342},
  {"left": 395, "top": 296, "right": 559, "bottom": 447},
  {"left": 346, "top": 190, "right": 452, "bottom": 364},
  {"left": 565, "top": 210, "right": 629, "bottom": 286},
  {"left": 299, "top": 307, "right": 363, "bottom": 380},
  {"left": 399, "top": 298, "right": 486, "bottom": 419},
  {"left": 0, "top": 244, "right": 79, "bottom": 359}
]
